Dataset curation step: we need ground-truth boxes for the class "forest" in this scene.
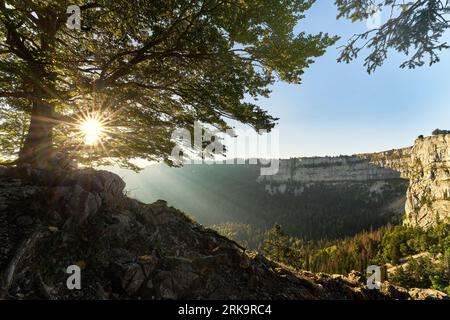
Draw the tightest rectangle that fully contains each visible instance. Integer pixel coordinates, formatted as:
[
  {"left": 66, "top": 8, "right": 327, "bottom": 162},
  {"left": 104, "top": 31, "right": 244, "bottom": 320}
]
[
  {"left": 118, "top": 163, "right": 408, "bottom": 240},
  {"left": 212, "top": 221, "right": 450, "bottom": 295}
]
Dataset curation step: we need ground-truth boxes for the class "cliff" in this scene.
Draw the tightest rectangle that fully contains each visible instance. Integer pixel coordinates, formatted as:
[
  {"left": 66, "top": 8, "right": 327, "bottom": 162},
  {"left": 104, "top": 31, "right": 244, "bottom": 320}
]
[
  {"left": 256, "top": 154, "right": 408, "bottom": 223},
  {"left": 366, "top": 135, "right": 450, "bottom": 228},
  {"left": 258, "top": 156, "right": 402, "bottom": 184},
  {"left": 258, "top": 134, "right": 450, "bottom": 229},
  {"left": 0, "top": 165, "right": 444, "bottom": 300},
  {"left": 402, "top": 135, "right": 450, "bottom": 228},
  {"left": 363, "top": 147, "right": 412, "bottom": 179}
]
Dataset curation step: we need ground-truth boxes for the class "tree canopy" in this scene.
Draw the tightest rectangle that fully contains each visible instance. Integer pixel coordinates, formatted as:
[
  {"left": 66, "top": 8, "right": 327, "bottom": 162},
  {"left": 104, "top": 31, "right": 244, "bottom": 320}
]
[
  {"left": 0, "top": 0, "right": 336, "bottom": 168},
  {"left": 336, "top": 0, "right": 450, "bottom": 73}
]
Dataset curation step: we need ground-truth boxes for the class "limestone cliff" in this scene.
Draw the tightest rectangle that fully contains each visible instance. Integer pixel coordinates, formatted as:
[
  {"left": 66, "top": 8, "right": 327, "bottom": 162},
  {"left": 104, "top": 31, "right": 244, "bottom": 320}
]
[
  {"left": 258, "top": 134, "right": 450, "bottom": 229},
  {"left": 402, "top": 135, "right": 450, "bottom": 228},
  {"left": 365, "top": 135, "right": 450, "bottom": 228},
  {"left": 363, "top": 147, "right": 412, "bottom": 179},
  {"left": 256, "top": 155, "right": 408, "bottom": 221},
  {"left": 258, "top": 156, "right": 402, "bottom": 184}
]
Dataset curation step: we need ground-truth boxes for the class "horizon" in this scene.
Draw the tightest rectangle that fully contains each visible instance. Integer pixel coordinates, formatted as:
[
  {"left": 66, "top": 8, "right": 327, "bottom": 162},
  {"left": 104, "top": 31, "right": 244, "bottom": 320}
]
[{"left": 129, "top": 131, "right": 433, "bottom": 170}]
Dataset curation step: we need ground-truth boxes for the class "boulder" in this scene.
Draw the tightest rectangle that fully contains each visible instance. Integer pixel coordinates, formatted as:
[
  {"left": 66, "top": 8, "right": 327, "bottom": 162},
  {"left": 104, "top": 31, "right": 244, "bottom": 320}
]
[
  {"left": 379, "top": 282, "right": 410, "bottom": 300},
  {"left": 48, "top": 152, "right": 77, "bottom": 171},
  {"left": 49, "top": 185, "right": 101, "bottom": 226},
  {"left": 408, "top": 288, "right": 448, "bottom": 300},
  {"left": 16, "top": 164, "right": 57, "bottom": 186},
  {"left": 345, "top": 270, "right": 366, "bottom": 285},
  {"left": 111, "top": 262, "right": 147, "bottom": 296},
  {"left": 63, "top": 169, "right": 125, "bottom": 198}
]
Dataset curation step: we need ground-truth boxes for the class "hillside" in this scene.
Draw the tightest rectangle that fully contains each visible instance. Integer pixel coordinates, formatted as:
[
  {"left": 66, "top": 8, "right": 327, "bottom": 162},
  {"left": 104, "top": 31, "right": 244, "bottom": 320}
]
[{"left": 0, "top": 165, "right": 444, "bottom": 300}]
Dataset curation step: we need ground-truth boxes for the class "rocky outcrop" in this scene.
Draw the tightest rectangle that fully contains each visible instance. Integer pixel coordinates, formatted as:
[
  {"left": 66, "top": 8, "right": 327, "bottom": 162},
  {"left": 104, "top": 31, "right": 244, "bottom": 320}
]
[
  {"left": 364, "top": 147, "right": 412, "bottom": 179},
  {"left": 402, "top": 135, "right": 450, "bottom": 228},
  {"left": 368, "top": 135, "right": 450, "bottom": 228},
  {"left": 408, "top": 288, "right": 448, "bottom": 300},
  {"left": 0, "top": 166, "right": 445, "bottom": 300}
]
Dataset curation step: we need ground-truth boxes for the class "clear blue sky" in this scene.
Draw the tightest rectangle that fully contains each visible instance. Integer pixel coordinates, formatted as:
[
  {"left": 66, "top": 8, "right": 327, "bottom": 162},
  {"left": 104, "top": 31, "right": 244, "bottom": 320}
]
[{"left": 238, "top": 0, "right": 450, "bottom": 158}]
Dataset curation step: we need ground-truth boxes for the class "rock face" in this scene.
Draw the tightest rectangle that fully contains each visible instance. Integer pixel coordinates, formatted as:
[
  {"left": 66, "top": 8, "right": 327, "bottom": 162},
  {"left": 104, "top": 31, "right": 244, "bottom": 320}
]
[
  {"left": 0, "top": 166, "right": 444, "bottom": 300},
  {"left": 259, "top": 134, "right": 450, "bottom": 229},
  {"left": 368, "top": 135, "right": 450, "bottom": 228},
  {"left": 258, "top": 156, "right": 402, "bottom": 184},
  {"left": 402, "top": 135, "right": 450, "bottom": 228},
  {"left": 256, "top": 155, "right": 409, "bottom": 221},
  {"left": 365, "top": 147, "right": 412, "bottom": 179}
]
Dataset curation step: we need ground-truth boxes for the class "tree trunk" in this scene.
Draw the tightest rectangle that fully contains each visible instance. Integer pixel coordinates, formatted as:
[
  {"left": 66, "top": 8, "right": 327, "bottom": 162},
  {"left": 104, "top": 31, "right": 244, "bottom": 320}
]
[
  {"left": 18, "top": 99, "right": 55, "bottom": 167},
  {"left": 17, "top": 14, "right": 58, "bottom": 167}
]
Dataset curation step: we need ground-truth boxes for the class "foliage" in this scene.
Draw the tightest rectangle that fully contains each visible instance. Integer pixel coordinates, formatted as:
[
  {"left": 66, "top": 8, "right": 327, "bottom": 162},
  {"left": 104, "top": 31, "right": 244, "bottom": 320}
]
[
  {"left": 335, "top": 0, "right": 450, "bottom": 73},
  {"left": 0, "top": 103, "right": 29, "bottom": 158},
  {"left": 432, "top": 129, "right": 450, "bottom": 135},
  {"left": 215, "top": 221, "right": 450, "bottom": 293},
  {"left": 0, "top": 0, "right": 337, "bottom": 166},
  {"left": 390, "top": 256, "right": 450, "bottom": 294},
  {"left": 210, "top": 222, "right": 266, "bottom": 250},
  {"left": 261, "top": 224, "right": 304, "bottom": 268}
]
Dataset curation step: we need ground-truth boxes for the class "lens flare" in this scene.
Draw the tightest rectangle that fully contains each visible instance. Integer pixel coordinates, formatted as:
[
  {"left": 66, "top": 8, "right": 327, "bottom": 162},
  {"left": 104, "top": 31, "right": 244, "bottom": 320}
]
[{"left": 80, "top": 117, "right": 104, "bottom": 145}]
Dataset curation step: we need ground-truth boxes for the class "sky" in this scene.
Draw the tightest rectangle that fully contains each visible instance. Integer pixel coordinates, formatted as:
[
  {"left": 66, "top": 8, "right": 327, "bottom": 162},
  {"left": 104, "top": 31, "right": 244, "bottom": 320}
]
[{"left": 233, "top": 0, "right": 450, "bottom": 158}]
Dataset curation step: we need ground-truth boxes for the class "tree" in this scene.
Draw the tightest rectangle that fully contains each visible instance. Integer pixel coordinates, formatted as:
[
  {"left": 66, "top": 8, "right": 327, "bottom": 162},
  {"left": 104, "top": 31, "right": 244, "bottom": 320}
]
[
  {"left": 0, "top": 102, "right": 28, "bottom": 161},
  {"left": 0, "top": 0, "right": 336, "bottom": 168},
  {"left": 262, "top": 224, "right": 304, "bottom": 268},
  {"left": 432, "top": 128, "right": 450, "bottom": 135},
  {"left": 335, "top": 0, "right": 450, "bottom": 73}
]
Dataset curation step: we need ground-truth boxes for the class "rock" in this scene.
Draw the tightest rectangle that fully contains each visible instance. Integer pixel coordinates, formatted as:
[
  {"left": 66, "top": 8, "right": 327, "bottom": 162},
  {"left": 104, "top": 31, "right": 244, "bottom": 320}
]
[
  {"left": 62, "top": 169, "right": 125, "bottom": 198},
  {"left": 346, "top": 270, "right": 366, "bottom": 284},
  {"left": 157, "top": 271, "right": 178, "bottom": 299},
  {"left": 166, "top": 266, "right": 200, "bottom": 296},
  {"left": 159, "top": 284, "right": 177, "bottom": 299},
  {"left": 0, "top": 207, "right": 10, "bottom": 266},
  {"left": 15, "top": 215, "right": 34, "bottom": 226},
  {"left": 138, "top": 255, "right": 159, "bottom": 280},
  {"left": 403, "top": 134, "right": 450, "bottom": 228},
  {"left": 48, "top": 152, "right": 77, "bottom": 171},
  {"left": 109, "top": 248, "right": 135, "bottom": 264},
  {"left": 111, "top": 262, "right": 147, "bottom": 296},
  {"left": 103, "top": 213, "right": 146, "bottom": 243},
  {"left": 16, "top": 164, "right": 57, "bottom": 186},
  {"left": 49, "top": 185, "right": 101, "bottom": 226},
  {"left": 379, "top": 282, "right": 410, "bottom": 300},
  {"left": 408, "top": 288, "right": 448, "bottom": 300},
  {"left": 239, "top": 254, "right": 251, "bottom": 269},
  {"left": 257, "top": 155, "right": 402, "bottom": 185}
]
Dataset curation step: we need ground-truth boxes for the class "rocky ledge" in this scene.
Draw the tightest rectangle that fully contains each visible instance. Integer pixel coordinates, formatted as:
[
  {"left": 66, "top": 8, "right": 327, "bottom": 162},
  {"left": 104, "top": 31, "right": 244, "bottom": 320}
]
[{"left": 0, "top": 165, "right": 446, "bottom": 300}]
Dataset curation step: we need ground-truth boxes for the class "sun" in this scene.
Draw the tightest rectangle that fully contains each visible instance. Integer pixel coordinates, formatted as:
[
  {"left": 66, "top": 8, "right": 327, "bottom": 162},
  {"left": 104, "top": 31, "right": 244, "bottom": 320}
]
[{"left": 79, "top": 117, "right": 104, "bottom": 145}]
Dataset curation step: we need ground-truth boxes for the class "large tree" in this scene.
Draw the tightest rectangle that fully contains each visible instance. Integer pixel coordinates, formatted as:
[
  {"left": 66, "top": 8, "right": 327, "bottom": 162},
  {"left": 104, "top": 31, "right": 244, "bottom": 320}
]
[
  {"left": 0, "top": 0, "right": 336, "bottom": 168},
  {"left": 335, "top": 0, "right": 450, "bottom": 73}
]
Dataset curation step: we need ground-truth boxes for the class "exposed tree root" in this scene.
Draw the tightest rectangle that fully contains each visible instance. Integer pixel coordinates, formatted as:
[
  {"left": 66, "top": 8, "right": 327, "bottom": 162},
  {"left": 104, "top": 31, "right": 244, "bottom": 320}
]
[{"left": 0, "top": 228, "right": 48, "bottom": 299}]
